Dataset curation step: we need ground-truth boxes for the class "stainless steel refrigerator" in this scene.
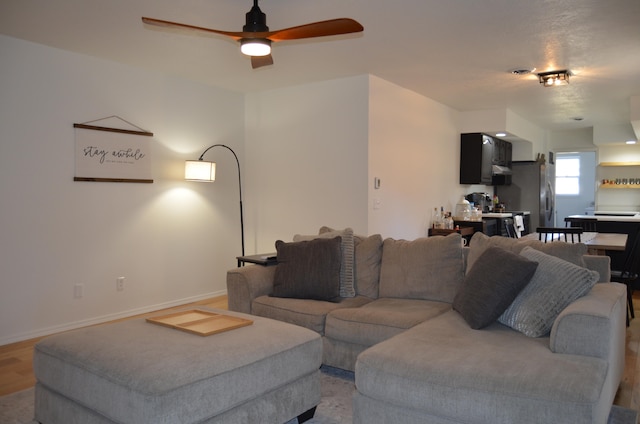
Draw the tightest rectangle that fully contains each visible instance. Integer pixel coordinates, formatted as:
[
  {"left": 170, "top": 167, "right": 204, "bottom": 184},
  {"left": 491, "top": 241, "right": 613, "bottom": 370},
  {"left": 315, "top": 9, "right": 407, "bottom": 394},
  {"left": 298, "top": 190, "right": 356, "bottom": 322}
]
[{"left": 496, "top": 160, "right": 556, "bottom": 229}]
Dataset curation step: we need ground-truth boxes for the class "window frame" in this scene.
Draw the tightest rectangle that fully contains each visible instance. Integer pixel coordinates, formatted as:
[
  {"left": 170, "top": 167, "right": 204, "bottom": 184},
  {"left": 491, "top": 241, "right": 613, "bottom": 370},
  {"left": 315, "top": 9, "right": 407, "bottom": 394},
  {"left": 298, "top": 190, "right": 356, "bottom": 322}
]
[{"left": 555, "top": 156, "right": 581, "bottom": 196}]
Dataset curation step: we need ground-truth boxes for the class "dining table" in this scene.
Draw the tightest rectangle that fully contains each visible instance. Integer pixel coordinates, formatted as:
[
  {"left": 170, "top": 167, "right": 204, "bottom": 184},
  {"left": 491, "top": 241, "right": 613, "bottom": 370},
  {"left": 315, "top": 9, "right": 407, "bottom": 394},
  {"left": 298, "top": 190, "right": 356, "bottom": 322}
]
[{"left": 519, "top": 231, "right": 628, "bottom": 255}]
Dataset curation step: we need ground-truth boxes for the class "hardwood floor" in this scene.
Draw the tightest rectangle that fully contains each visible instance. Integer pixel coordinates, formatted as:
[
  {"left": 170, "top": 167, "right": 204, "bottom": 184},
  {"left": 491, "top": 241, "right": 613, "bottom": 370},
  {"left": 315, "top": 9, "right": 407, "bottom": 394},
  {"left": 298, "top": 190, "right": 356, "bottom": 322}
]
[
  {"left": 0, "top": 295, "right": 228, "bottom": 397},
  {"left": 1, "top": 293, "right": 640, "bottom": 416}
]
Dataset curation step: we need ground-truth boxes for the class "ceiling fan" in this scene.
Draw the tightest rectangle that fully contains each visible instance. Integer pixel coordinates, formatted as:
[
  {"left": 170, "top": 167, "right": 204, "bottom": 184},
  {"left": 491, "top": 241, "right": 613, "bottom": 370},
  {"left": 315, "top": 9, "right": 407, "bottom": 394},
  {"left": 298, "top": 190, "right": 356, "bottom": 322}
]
[{"left": 142, "top": 0, "right": 364, "bottom": 69}]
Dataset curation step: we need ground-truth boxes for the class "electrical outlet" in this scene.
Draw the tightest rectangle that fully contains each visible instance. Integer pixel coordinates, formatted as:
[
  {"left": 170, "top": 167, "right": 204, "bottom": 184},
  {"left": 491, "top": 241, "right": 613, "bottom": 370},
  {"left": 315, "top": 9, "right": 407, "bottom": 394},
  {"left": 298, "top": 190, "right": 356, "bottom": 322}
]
[
  {"left": 74, "top": 284, "right": 83, "bottom": 298},
  {"left": 116, "top": 277, "right": 125, "bottom": 291}
]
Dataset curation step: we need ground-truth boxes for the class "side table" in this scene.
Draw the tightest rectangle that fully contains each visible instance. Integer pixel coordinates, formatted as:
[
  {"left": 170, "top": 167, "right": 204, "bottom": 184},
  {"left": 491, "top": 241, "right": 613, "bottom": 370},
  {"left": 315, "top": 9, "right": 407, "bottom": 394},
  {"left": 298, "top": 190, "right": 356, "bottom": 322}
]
[{"left": 236, "top": 253, "right": 278, "bottom": 267}]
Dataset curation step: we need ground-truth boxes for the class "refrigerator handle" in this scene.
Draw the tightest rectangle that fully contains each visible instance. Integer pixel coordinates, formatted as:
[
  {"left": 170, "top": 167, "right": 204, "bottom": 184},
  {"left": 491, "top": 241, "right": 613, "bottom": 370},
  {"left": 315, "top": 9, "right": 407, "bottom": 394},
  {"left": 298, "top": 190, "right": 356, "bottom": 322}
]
[{"left": 547, "top": 180, "right": 555, "bottom": 222}]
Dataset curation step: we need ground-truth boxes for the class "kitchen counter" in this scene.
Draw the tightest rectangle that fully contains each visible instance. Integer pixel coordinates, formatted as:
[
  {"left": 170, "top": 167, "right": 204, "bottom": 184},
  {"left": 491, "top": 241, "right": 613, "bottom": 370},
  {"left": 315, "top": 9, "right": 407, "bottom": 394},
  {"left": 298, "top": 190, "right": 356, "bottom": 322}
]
[
  {"left": 594, "top": 211, "right": 640, "bottom": 217},
  {"left": 481, "top": 213, "right": 513, "bottom": 218},
  {"left": 567, "top": 214, "right": 640, "bottom": 222},
  {"left": 482, "top": 211, "right": 531, "bottom": 218}
]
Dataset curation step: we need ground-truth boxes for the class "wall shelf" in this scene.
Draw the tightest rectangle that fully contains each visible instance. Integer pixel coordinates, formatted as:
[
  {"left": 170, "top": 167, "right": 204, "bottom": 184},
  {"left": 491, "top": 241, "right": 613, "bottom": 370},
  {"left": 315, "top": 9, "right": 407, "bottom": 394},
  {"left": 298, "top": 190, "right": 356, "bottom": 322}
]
[
  {"left": 599, "top": 162, "right": 640, "bottom": 167},
  {"left": 600, "top": 184, "right": 640, "bottom": 189}
]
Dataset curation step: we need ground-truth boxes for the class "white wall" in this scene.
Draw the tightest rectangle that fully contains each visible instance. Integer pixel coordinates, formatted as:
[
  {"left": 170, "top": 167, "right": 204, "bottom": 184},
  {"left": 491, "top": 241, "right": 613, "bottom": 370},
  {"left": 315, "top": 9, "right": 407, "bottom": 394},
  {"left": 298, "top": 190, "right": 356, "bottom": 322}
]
[
  {"left": 0, "top": 35, "right": 493, "bottom": 344},
  {"left": 244, "top": 75, "right": 470, "bottom": 246},
  {"left": 0, "top": 35, "right": 245, "bottom": 344},
  {"left": 244, "top": 76, "right": 370, "bottom": 252},
  {"left": 368, "top": 76, "right": 467, "bottom": 239}
]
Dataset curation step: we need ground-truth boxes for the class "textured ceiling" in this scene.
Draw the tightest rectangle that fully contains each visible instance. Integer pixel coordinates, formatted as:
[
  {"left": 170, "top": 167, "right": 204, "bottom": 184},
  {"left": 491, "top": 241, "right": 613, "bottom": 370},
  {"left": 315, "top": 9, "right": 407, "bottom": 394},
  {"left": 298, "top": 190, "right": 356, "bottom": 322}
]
[{"left": 2, "top": 0, "right": 640, "bottom": 144}]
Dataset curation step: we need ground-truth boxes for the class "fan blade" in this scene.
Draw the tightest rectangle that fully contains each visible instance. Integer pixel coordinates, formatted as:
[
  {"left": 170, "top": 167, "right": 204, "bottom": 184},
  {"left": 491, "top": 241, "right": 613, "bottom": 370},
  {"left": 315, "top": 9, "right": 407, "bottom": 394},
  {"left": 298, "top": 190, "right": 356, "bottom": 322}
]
[
  {"left": 251, "top": 54, "right": 274, "bottom": 69},
  {"left": 142, "top": 17, "right": 251, "bottom": 40},
  {"left": 268, "top": 18, "right": 363, "bottom": 41}
]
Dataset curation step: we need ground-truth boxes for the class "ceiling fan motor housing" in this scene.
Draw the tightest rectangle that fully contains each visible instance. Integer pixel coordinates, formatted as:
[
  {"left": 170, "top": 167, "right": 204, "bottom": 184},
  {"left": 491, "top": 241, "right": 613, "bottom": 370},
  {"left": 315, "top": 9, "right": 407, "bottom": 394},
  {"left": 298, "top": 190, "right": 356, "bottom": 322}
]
[{"left": 244, "top": 3, "right": 269, "bottom": 32}]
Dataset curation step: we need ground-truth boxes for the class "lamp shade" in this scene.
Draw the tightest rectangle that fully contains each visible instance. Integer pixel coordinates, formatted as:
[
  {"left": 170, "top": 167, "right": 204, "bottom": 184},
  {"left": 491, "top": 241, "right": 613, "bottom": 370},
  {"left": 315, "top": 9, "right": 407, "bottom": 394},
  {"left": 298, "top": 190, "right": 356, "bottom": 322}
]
[
  {"left": 240, "top": 39, "right": 271, "bottom": 56},
  {"left": 185, "top": 160, "right": 216, "bottom": 181}
]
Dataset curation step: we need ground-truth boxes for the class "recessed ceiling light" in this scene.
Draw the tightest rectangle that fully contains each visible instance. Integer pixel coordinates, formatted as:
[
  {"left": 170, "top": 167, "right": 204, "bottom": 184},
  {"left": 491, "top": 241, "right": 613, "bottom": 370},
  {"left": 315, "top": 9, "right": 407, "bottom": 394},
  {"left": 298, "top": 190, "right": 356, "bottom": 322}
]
[
  {"left": 626, "top": 140, "right": 637, "bottom": 145},
  {"left": 496, "top": 132, "right": 507, "bottom": 137}
]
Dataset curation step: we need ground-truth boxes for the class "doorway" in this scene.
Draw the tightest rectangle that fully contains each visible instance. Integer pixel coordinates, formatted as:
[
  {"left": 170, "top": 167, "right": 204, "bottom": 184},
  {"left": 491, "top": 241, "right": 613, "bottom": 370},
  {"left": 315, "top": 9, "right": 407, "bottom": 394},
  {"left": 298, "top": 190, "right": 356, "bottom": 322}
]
[{"left": 554, "top": 151, "right": 597, "bottom": 224}]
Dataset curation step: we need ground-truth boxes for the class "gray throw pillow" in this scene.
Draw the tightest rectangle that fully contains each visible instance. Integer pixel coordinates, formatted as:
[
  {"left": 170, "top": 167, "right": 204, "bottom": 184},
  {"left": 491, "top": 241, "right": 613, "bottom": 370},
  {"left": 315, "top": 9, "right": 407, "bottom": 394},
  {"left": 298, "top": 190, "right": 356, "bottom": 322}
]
[
  {"left": 453, "top": 247, "right": 538, "bottom": 329},
  {"left": 353, "top": 234, "right": 383, "bottom": 299},
  {"left": 295, "top": 227, "right": 355, "bottom": 297},
  {"left": 272, "top": 237, "right": 342, "bottom": 301},
  {"left": 319, "top": 227, "right": 383, "bottom": 299},
  {"left": 466, "top": 232, "right": 588, "bottom": 273},
  {"left": 498, "top": 246, "right": 600, "bottom": 337}
]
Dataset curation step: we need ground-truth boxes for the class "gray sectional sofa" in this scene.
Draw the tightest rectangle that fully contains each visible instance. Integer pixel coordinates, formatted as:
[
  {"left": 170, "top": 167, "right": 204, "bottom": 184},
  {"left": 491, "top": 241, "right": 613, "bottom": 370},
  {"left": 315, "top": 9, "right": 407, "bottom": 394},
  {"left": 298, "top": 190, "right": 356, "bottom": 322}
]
[{"left": 226, "top": 229, "right": 627, "bottom": 424}]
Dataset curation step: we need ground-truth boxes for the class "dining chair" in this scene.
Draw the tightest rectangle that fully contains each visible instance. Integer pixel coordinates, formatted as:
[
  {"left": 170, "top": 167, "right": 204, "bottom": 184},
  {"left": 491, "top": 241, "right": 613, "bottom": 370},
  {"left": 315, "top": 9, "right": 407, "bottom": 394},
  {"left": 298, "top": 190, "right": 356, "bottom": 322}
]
[
  {"left": 610, "top": 229, "right": 640, "bottom": 326},
  {"left": 504, "top": 218, "right": 518, "bottom": 238},
  {"left": 536, "top": 227, "right": 583, "bottom": 243},
  {"left": 564, "top": 217, "right": 598, "bottom": 232}
]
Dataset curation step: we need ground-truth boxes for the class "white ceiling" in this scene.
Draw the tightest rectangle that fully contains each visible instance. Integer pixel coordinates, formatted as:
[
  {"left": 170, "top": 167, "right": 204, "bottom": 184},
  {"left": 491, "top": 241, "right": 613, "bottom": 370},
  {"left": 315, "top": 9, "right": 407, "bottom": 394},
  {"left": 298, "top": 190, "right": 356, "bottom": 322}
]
[{"left": 2, "top": 0, "right": 640, "bottom": 144}]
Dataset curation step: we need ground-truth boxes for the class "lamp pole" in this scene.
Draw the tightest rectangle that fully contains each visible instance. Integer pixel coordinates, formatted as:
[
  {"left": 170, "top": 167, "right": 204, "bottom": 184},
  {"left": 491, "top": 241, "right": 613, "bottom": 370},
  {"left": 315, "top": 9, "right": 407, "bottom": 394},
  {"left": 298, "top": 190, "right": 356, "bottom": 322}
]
[{"left": 195, "top": 144, "right": 245, "bottom": 257}]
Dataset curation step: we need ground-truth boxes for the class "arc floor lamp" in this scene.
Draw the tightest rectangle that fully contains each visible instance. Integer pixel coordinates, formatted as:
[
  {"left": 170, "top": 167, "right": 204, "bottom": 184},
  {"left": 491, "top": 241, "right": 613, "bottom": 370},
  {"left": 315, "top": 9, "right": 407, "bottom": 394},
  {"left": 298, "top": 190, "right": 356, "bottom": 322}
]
[{"left": 184, "top": 144, "right": 245, "bottom": 256}]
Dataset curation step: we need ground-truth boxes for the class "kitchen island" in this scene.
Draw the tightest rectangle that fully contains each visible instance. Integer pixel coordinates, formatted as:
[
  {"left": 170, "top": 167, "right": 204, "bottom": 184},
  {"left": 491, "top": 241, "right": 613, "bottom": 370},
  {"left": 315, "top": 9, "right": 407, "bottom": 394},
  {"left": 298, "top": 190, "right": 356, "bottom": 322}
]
[{"left": 567, "top": 213, "right": 640, "bottom": 222}]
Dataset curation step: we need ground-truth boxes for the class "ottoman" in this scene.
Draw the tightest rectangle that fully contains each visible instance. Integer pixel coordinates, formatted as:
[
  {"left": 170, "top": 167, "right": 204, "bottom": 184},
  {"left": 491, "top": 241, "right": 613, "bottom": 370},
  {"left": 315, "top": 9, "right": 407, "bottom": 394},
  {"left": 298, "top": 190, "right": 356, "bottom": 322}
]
[{"left": 33, "top": 307, "right": 322, "bottom": 424}]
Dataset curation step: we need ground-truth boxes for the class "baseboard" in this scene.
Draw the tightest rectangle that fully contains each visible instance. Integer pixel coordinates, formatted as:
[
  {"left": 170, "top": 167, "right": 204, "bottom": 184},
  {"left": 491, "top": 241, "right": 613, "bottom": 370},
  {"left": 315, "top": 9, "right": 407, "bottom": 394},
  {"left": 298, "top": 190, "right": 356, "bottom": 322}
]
[{"left": 0, "top": 290, "right": 226, "bottom": 346}]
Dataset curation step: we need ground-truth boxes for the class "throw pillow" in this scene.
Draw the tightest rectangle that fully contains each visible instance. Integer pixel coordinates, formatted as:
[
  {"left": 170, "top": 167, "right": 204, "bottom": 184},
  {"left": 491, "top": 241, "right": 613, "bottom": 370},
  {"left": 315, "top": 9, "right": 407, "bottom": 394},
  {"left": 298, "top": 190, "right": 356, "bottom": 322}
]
[
  {"left": 294, "top": 227, "right": 355, "bottom": 297},
  {"left": 378, "top": 233, "right": 465, "bottom": 303},
  {"left": 272, "top": 237, "right": 342, "bottom": 301},
  {"left": 319, "top": 227, "right": 383, "bottom": 299},
  {"left": 466, "top": 232, "right": 588, "bottom": 273},
  {"left": 353, "top": 234, "right": 383, "bottom": 299},
  {"left": 453, "top": 247, "right": 538, "bottom": 329},
  {"left": 498, "top": 246, "right": 600, "bottom": 337}
]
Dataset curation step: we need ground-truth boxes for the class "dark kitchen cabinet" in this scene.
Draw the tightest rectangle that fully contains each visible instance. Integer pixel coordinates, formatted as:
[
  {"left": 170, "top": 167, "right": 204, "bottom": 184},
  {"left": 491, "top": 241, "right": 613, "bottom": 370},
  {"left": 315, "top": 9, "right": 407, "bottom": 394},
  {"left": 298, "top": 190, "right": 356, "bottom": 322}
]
[
  {"left": 460, "top": 133, "right": 493, "bottom": 184},
  {"left": 453, "top": 219, "right": 498, "bottom": 237},
  {"left": 460, "top": 133, "right": 512, "bottom": 185}
]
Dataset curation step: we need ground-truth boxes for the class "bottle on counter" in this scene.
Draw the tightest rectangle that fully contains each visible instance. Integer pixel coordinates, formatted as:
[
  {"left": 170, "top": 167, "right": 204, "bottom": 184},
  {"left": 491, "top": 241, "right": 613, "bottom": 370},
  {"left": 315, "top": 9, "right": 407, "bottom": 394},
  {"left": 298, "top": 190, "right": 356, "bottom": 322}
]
[
  {"left": 445, "top": 212, "right": 454, "bottom": 229},
  {"left": 432, "top": 207, "right": 442, "bottom": 229},
  {"left": 471, "top": 207, "right": 482, "bottom": 221}
]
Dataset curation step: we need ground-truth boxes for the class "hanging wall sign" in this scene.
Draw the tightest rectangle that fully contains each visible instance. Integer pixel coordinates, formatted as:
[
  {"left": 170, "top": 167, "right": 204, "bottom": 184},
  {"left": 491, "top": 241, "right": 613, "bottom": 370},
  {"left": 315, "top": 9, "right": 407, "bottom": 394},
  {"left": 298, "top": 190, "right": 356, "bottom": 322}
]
[{"left": 73, "top": 116, "right": 154, "bottom": 183}]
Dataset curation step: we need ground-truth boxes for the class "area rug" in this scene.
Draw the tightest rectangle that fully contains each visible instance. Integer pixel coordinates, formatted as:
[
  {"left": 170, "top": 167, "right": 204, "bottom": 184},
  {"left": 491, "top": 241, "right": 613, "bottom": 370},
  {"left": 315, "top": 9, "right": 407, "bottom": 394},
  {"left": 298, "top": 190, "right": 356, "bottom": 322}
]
[{"left": 1, "top": 366, "right": 637, "bottom": 424}]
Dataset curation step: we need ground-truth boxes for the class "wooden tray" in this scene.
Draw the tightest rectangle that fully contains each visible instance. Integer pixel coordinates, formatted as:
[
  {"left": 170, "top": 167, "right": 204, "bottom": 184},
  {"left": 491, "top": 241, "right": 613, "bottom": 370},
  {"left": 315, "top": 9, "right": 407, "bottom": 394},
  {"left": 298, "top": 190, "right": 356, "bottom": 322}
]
[{"left": 146, "top": 310, "right": 253, "bottom": 336}]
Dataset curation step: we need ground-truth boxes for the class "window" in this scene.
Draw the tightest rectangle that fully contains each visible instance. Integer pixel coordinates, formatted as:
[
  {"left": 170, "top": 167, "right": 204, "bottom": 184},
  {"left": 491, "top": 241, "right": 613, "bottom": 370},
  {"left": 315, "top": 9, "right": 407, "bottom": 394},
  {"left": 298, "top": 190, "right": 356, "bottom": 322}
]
[{"left": 556, "top": 157, "right": 580, "bottom": 195}]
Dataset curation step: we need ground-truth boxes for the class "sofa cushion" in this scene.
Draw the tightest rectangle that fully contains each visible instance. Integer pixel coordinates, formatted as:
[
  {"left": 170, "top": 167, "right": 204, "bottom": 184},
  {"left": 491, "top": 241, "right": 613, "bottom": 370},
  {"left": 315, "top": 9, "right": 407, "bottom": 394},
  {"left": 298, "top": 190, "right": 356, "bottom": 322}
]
[
  {"left": 466, "top": 232, "right": 588, "bottom": 273},
  {"left": 498, "top": 246, "right": 600, "bottom": 337},
  {"left": 453, "top": 247, "right": 538, "bottom": 329},
  {"left": 295, "top": 227, "right": 356, "bottom": 297},
  {"left": 355, "top": 310, "right": 609, "bottom": 424},
  {"left": 325, "top": 298, "right": 451, "bottom": 347},
  {"left": 378, "top": 233, "right": 464, "bottom": 303},
  {"left": 272, "top": 237, "right": 341, "bottom": 301},
  {"left": 252, "top": 295, "right": 372, "bottom": 335}
]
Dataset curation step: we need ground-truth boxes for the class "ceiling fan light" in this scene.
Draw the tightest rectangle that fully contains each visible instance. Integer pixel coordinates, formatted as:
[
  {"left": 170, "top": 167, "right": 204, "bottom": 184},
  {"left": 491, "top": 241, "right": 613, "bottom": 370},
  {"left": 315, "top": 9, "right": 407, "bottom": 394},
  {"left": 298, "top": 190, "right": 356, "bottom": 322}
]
[{"left": 240, "top": 39, "right": 271, "bottom": 56}]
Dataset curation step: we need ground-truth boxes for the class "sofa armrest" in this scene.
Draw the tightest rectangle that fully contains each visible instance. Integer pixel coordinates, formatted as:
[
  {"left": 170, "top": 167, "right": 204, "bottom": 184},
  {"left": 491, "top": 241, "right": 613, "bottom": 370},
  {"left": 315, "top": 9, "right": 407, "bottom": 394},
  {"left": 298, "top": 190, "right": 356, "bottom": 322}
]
[
  {"left": 583, "top": 254, "right": 611, "bottom": 282},
  {"left": 550, "top": 283, "right": 626, "bottom": 359},
  {"left": 226, "top": 265, "right": 277, "bottom": 314}
]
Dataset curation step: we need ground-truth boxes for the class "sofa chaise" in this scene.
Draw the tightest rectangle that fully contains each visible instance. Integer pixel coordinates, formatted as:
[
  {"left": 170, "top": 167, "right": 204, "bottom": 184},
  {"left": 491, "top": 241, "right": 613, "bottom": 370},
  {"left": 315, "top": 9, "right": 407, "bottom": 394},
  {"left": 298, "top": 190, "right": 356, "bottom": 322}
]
[{"left": 227, "top": 228, "right": 626, "bottom": 423}]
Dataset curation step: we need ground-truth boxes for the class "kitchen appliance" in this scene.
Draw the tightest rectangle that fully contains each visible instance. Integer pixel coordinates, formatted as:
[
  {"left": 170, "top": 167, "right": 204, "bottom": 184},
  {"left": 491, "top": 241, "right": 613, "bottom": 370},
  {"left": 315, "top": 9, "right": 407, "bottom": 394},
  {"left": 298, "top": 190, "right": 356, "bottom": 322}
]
[
  {"left": 495, "top": 159, "right": 556, "bottom": 229},
  {"left": 465, "top": 192, "right": 492, "bottom": 212}
]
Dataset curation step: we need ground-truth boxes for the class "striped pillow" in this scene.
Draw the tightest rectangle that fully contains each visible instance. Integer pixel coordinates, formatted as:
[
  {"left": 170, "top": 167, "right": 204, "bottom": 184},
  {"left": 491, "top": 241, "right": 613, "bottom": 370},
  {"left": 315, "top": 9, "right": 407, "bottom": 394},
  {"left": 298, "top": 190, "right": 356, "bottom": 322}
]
[{"left": 498, "top": 246, "right": 599, "bottom": 337}]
